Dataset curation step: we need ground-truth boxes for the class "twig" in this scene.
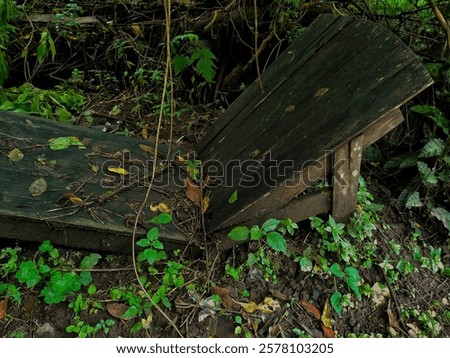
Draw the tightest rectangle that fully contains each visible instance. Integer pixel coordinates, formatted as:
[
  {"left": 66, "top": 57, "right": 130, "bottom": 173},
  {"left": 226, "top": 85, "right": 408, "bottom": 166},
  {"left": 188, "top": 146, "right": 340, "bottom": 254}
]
[
  {"left": 427, "top": 0, "right": 450, "bottom": 51},
  {"left": 129, "top": 0, "right": 184, "bottom": 338},
  {"left": 253, "top": 0, "right": 264, "bottom": 93}
]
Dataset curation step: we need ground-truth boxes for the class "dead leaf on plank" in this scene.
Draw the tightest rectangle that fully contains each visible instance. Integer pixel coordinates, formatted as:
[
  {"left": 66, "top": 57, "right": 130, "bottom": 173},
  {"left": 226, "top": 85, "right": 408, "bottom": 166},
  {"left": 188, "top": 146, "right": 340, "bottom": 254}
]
[
  {"left": 138, "top": 143, "right": 155, "bottom": 155},
  {"left": 8, "top": 148, "right": 24, "bottom": 162},
  {"left": 299, "top": 300, "right": 321, "bottom": 320},
  {"left": 108, "top": 166, "right": 129, "bottom": 175},
  {"left": 57, "top": 192, "right": 84, "bottom": 206},
  {"left": 202, "top": 196, "right": 210, "bottom": 214},
  {"left": 29, "top": 178, "right": 47, "bottom": 197}
]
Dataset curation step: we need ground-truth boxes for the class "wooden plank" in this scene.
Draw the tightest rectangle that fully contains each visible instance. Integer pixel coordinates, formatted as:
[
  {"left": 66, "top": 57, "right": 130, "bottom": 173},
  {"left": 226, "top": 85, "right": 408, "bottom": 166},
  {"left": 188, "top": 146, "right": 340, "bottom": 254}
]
[
  {"left": 0, "top": 111, "right": 189, "bottom": 252},
  {"left": 196, "top": 15, "right": 351, "bottom": 154},
  {"left": 332, "top": 134, "right": 364, "bottom": 222},
  {"left": 210, "top": 109, "right": 404, "bottom": 231},
  {"left": 202, "top": 15, "right": 432, "bottom": 230}
]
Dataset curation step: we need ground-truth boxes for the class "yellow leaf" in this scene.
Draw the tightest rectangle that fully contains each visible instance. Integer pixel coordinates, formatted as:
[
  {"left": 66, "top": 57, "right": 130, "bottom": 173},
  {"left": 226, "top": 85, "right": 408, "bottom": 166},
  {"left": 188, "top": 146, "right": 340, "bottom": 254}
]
[
  {"left": 158, "top": 203, "right": 171, "bottom": 213},
  {"left": 69, "top": 196, "right": 84, "bottom": 204},
  {"left": 138, "top": 143, "right": 155, "bottom": 155},
  {"left": 8, "top": 148, "right": 24, "bottom": 162},
  {"left": 141, "top": 124, "right": 149, "bottom": 139},
  {"left": 90, "top": 164, "right": 99, "bottom": 173},
  {"left": 177, "top": 156, "right": 185, "bottom": 162},
  {"left": 108, "top": 167, "right": 129, "bottom": 175},
  {"left": 131, "top": 23, "right": 144, "bottom": 38},
  {"left": 149, "top": 204, "right": 159, "bottom": 212},
  {"left": 201, "top": 196, "right": 210, "bottom": 214},
  {"left": 321, "top": 299, "right": 333, "bottom": 328},
  {"left": 240, "top": 301, "right": 273, "bottom": 314}
]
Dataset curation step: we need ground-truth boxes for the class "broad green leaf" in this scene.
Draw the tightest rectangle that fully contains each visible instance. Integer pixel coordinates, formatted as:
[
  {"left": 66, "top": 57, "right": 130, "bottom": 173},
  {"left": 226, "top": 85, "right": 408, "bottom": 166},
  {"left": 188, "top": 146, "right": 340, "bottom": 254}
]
[
  {"left": 430, "top": 207, "right": 450, "bottom": 234},
  {"left": 16, "top": 261, "right": 40, "bottom": 288},
  {"left": 228, "top": 226, "right": 249, "bottom": 241},
  {"left": 146, "top": 227, "right": 159, "bottom": 241},
  {"left": 228, "top": 190, "right": 238, "bottom": 204},
  {"left": 136, "top": 238, "right": 150, "bottom": 248},
  {"left": 417, "top": 161, "right": 437, "bottom": 185},
  {"left": 419, "top": 138, "right": 445, "bottom": 158},
  {"left": 47, "top": 32, "right": 56, "bottom": 60},
  {"left": 149, "top": 213, "right": 172, "bottom": 224},
  {"left": 384, "top": 153, "right": 417, "bottom": 170},
  {"left": 345, "top": 267, "right": 362, "bottom": 300},
  {"left": 172, "top": 55, "right": 191, "bottom": 75},
  {"left": 299, "top": 256, "right": 313, "bottom": 272},
  {"left": 250, "top": 226, "right": 264, "bottom": 240},
  {"left": 266, "top": 231, "right": 287, "bottom": 253},
  {"left": 405, "top": 191, "right": 421, "bottom": 209},
  {"left": 411, "top": 105, "right": 449, "bottom": 135},
  {"left": 80, "top": 253, "right": 102, "bottom": 269},
  {"left": 330, "top": 290, "right": 343, "bottom": 315},
  {"left": 329, "top": 263, "right": 345, "bottom": 278},
  {"left": 262, "top": 218, "right": 280, "bottom": 232}
]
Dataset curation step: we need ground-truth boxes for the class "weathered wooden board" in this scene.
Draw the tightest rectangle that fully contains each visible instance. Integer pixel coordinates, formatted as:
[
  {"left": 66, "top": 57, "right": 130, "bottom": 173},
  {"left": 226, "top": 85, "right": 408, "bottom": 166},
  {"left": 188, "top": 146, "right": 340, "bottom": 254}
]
[
  {"left": 0, "top": 111, "right": 190, "bottom": 252},
  {"left": 197, "top": 14, "right": 433, "bottom": 231}
]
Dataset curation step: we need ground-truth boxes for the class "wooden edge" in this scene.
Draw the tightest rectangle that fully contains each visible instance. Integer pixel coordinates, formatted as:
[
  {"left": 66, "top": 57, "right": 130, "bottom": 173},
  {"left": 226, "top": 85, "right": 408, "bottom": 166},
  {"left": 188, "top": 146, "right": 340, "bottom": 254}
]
[
  {"left": 216, "top": 190, "right": 330, "bottom": 251},
  {"left": 211, "top": 108, "right": 405, "bottom": 231},
  {"left": 332, "top": 134, "right": 364, "bottom": 222},
  {"left": 0, "top": 213, "right": 187, "bottom": 253}
]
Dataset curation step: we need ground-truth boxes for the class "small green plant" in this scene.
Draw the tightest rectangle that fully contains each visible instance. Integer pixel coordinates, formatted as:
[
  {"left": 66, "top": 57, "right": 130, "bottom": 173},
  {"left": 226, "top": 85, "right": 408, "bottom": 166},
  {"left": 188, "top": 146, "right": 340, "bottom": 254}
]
[
  {"left": 66, "top": 316, "right": 115, "bottom": 338},
  {"left": 234, "top": 315, "right": 252, "bottom": 338}
]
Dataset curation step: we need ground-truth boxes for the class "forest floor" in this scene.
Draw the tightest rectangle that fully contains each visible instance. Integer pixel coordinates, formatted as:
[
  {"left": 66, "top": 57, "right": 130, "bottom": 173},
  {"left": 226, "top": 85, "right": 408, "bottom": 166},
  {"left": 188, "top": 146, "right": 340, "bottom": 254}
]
[{"left": 1, "top": 99, "right": 449, "bottom": 338}]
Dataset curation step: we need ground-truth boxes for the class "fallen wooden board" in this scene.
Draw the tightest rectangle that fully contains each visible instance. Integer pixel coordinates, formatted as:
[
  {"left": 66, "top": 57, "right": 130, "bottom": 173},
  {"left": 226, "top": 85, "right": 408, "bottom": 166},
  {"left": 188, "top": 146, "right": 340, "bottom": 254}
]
[{"left": 0, "top": 111, "right": 190, "bottom": 252}]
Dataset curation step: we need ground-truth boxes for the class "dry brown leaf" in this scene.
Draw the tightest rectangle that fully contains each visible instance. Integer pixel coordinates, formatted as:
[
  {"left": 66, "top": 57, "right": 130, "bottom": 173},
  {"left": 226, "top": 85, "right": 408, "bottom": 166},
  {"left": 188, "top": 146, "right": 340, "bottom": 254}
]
[
  {"left": 299, "top": 300, "right": 321, "bottom": 320},
  {"left": 141, "top": 124, "right": 149, "bottom": 139},
  {"left": 0, "top": 299, "right": 8, "bottom": 320},
  {"left": 210, "top": 286, "right": 235, "bottom": 310},
  {"left": 184, "top": 178, "right": 201, "bottom": 205},
  {"left": 322, "top": 324, "right": 336, "bottom": 338},
  {"left": 106, "top": 302, "right": 130, "bottom": 320},
  {"left": 321, "top": 299, "right": 333, "bottom": 328},
  {"left": 387, "top": 309, "right": 400, "bottom": 329}
]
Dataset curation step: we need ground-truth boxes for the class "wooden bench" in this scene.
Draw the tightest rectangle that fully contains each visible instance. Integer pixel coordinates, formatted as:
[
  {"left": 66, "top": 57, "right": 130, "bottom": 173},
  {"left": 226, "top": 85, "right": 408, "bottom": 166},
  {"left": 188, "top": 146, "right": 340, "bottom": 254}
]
[
  {"left": 0, "top": 14, "right": 432, "bottom": 252},
  {"left": 197, "top": 14, "right": 432, "bottom": 248}
]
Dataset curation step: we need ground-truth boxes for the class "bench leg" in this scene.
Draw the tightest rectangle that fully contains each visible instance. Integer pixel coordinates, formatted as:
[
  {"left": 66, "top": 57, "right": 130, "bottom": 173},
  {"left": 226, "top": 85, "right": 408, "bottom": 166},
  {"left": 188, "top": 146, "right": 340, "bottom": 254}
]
[{"left": 332, "top": 134, "right": 364, "bottom": 222}]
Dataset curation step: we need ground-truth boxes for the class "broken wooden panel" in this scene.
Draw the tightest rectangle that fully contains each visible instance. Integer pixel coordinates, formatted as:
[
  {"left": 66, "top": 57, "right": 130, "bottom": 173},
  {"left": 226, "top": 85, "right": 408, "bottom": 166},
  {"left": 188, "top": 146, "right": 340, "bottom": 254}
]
[
  {"left": 198, "top": 14, "right": 432, "bottom": 231},
  {"left": 0, "top": 111, "right": 189, "bottom": 252},
  {"left": 332, "top": 134, "right": 364, "bottom": 222},
  {"left": 212, "top": 108, "right": 404, "bottom": 231}
]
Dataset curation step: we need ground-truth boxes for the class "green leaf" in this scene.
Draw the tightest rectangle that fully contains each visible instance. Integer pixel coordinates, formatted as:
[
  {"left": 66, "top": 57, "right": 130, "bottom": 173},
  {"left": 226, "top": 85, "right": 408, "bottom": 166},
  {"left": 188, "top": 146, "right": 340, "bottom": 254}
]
[
  {"left": 149, "top": 213, "right": 172, "bottom": 225},
  {"left": 195, "top": 57, "right": 216, "bottom": 83},
  {"left": 228, "top": 190, "right": 238, "bottom": 204},
  {"left": 88, "top": 284, "right": 97, "bottom": 295},
  {"left": 146, "top": 227, "right": 159, "bottom": 241},
  {"left": 250, "top": 226, "right": 264, "bottom": 240},
  {"left": 266, "top": 231, "right": 287, "bottom": 253},
  {"left": 136, "top": 238, "right": 150, "bottom": 247},
  {"left": 329, "top": 263, "right": 345, "bottom": 278},
  {"left": 262, "top": 218, "right": 280, "bottom": 232},
  {"left": 344, "top": 267, "right": 361, "bottom": 300},
  {"left": 139, "top": 249, "right": 158, "bottom": 265},
  {"left": 37, "top": 31, "right": 49, "bottom": 63},
  {"left": 411, "top": 105, "right": 449, "bottom": 135},
  {"left": 56, "top": 107, "right": 71, "bottom": 122},
  {"left": 122, "top": 305, "right": 140, "bottom": 319},
  {"left": 417, "top": 161, "right": 437, "bottom": 185},
  {"left": 419, "top": 138, "right": 445, "bottom": 158},
  {"left": 299, "top": 256, "right": 313, "bottom": 272},
  {"left": 16, "top": 261, "right": 41, "bottom": 288},
  {"left": 405, "top": 191, "right": 421, "bottom": 209},
  {"left": 330, "top": 290, "right": 343, "bottom": 315},
  {"left": 39, "top": 240, "right": 53, "bottom": 253},
  {"left": 80, "top": 253, "right": 102, "bottom": 269},
  {"left": 172, "top": 55, "right": 191, "bottom": 75},
  {"left": 384, "top": 153, "right": 418, "bottom": 170},
  {"left": 430, "top": 207, "right": 450, "bottom": 234},
  {"left": 228, "top": 226, "right": 249, "bottom": 241},
  {"left": 47, "top": 32, "right": 56, "bottom": 60}
]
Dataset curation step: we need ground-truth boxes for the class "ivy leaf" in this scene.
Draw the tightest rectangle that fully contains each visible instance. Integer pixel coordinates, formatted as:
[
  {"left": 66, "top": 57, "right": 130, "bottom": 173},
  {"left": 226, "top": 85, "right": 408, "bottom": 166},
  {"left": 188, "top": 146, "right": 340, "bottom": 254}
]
[
  {"left": 228, "top": 226, "right": 249, "bottom": 241},
  {"left": 417, "top": 161, "right": 437, "bottom": 186},
  {"left": 405, "top": 191, "right": 421, "bottom": 209},
  {"left": 345, "top": 267, "right": 362, "bottom": 300},
  {"left": 266, "top": 231, "right": 287, "bottom": 253}
]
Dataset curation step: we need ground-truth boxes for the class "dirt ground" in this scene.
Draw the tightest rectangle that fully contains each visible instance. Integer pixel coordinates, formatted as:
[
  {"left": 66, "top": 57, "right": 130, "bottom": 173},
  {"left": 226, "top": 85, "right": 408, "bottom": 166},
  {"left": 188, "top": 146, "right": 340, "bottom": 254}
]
[{"left": 1, "top": 173, "right": 449, "bottom": 338}]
